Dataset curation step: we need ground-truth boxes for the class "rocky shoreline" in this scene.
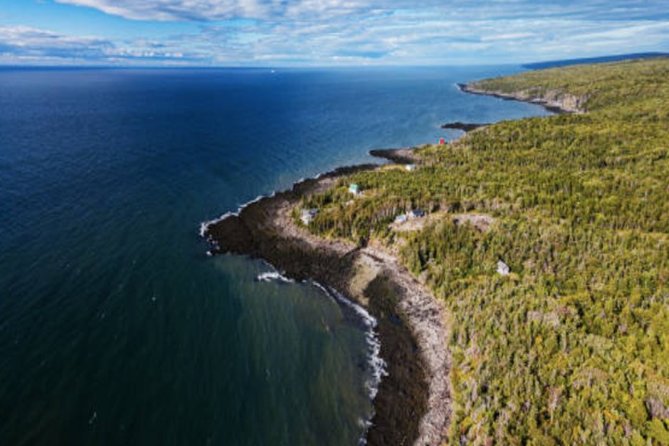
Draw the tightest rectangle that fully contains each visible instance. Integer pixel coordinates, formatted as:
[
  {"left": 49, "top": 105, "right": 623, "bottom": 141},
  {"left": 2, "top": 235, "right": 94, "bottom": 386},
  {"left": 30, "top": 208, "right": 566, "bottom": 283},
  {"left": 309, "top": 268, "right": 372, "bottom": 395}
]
[
  {"left": 441, "top": 121, "right": 488, "bottom": 132},
  {"left": 369, "top": 148, "right": 421, "bottom": 165},
  {"left": 457, "top": 82, "right": 586, "bottom": 113},
  {"left": 202, "top": 149, "right": 450, "bottom": 446}
]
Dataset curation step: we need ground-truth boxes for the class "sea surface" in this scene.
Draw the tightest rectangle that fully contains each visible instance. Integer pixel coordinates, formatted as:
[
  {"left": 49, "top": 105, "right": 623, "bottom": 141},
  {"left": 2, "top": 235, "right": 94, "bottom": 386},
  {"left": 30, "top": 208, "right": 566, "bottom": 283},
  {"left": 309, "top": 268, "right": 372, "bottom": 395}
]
[{"left": 0, "top": 66, "right": 549, "bottom": 445}]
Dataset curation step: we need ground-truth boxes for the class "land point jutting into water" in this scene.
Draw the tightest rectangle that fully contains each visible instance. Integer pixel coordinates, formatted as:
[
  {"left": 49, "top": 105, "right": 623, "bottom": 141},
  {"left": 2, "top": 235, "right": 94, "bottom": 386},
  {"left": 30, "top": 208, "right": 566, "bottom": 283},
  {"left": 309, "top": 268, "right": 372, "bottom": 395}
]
[{"left": 204, "top": 58, "right": 669, "bottom": 445}]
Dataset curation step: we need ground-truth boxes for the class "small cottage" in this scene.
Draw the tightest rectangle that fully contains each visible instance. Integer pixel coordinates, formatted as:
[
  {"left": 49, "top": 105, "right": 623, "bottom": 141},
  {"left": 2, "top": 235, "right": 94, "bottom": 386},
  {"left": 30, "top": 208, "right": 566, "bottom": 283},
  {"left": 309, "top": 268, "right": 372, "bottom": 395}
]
[
  {"left": 348, "top": 183, "right": 361, "bottom": 195},
  {"left": 438, "top": 137, "right": 446, "bottom": 145},
  {"left": 497, "top": 260, "right": 510, "bottom": 276},
  {"left": 405, "top": 164, "right": 416, "bottom": 172},
  {"left": 300, "top": 208, "right": 318, "bottom": 225}
]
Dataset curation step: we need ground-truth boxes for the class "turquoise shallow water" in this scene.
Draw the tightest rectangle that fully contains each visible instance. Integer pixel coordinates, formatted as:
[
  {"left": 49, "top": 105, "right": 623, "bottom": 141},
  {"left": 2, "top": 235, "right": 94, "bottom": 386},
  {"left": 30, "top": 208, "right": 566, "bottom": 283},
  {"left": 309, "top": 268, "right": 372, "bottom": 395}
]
[{"left": 0, "top": 66, "right": 548, "bottom": 445}]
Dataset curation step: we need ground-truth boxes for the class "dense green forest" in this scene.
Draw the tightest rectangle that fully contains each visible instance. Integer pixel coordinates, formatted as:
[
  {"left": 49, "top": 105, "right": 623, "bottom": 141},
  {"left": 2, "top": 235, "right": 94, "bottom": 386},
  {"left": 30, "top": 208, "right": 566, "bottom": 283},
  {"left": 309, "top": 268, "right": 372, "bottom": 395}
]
[{"left": 298, "top": 59, "right": 669, "bottom": 445}]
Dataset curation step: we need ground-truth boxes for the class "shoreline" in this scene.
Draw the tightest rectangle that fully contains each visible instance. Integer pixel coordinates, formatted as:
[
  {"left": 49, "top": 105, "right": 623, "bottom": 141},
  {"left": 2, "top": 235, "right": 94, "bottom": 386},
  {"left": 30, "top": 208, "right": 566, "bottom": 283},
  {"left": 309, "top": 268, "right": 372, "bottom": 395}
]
[
  {"left": 457, "top": 82, "right": 585, "bottom": 114},
  {"left": 368, "top": 148, "right": 422, "bottom": 165},
  {"left": 200, "top": 82, "right": 558, "bottom": 445},
  {"left": 201, "top": 150, "right": 450, "bottom": 446},
  {"left": 441, "top": 121, "right": 488, "bottom": 132}
]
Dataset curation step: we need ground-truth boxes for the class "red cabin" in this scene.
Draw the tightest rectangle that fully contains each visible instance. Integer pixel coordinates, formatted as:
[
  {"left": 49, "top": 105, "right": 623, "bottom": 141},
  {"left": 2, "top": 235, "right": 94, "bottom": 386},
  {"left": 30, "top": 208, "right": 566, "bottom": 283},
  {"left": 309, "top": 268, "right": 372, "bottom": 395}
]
[{"left": 439, "top": 137, "right": 446, "bottom": 145}]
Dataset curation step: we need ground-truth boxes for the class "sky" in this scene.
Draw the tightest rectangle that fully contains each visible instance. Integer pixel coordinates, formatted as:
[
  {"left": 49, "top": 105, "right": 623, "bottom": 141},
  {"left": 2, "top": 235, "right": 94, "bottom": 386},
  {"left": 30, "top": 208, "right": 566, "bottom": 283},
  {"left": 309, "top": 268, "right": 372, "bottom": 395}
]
[{"left": 0, "top": 0, "right": 668, "bottom": 66}]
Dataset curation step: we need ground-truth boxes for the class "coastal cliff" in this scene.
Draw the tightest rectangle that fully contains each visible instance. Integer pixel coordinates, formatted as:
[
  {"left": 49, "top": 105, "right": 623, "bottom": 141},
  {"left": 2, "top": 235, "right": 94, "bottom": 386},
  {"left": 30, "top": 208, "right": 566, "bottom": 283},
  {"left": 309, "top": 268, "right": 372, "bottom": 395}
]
[{"left": 458, "top": 82, "right": 587, "bottom": 113}]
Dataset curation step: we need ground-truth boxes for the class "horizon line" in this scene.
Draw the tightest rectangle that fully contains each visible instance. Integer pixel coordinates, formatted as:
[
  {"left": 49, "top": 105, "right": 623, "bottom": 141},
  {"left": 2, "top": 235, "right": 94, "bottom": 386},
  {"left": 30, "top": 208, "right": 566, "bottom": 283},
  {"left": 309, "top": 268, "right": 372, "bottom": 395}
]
[{"left": 1, "top": 52, "right": 666, "bottom": 71}]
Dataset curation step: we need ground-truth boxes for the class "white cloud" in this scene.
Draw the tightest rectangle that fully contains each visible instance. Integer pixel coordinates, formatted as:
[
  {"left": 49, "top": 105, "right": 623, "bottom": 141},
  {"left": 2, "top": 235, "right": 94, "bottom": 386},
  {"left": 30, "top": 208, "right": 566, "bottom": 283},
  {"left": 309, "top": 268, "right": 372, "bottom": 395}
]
[
  {"left": 0, "top": 25, "right": 112, "bottom": 59},
  {"left": 53, "top": 0, "right": 669, "bottom": 23},
  {"left": 0, "top": 25, "right": 208, "bottom": 64},
  {"left": 3, "top": 1, "right": 669, "bottom": 65},
  {"left": 55, "top": 0, "right": 374, "bottom": 21},
  {"left": 56, "top": 0, "right": 250, "bottom": 21}
]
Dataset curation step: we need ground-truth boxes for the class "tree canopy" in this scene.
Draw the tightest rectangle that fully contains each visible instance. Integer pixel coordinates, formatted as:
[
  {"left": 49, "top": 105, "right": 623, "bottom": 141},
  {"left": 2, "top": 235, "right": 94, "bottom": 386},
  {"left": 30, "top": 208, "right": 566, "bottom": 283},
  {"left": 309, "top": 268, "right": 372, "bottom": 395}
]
[{"left": 298, "top": 58, "right": 669, "bottom": 445}]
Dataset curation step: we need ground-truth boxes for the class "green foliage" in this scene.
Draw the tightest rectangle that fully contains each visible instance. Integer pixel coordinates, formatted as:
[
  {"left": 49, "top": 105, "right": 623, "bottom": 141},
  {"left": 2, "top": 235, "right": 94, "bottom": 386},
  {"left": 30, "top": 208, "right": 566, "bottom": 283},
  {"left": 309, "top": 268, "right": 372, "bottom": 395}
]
[
  {"left": 471, "top": 58, "right": 669, "bottom": 113},
  {"left": 301, "top": 58, "right": 669, "bottom": 444}
]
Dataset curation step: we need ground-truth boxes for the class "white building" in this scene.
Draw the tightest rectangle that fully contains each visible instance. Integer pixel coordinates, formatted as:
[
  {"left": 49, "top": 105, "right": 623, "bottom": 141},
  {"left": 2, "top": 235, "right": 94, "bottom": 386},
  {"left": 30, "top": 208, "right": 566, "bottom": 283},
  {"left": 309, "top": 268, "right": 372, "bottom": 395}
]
[
  {"left": 497, "top": 260, "right": 510, "bottom": 276},
  {"left": 300, "top": 208, "right": 318, "bottom": 225}
]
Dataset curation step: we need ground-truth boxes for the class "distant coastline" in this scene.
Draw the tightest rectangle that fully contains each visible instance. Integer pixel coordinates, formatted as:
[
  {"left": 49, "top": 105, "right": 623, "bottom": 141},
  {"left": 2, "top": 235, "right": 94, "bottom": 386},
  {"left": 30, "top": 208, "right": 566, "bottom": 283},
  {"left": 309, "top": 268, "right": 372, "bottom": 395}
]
[
  {"left": 522, "top": 51, "right": 669, "bottom": 69},
  {"left": 457, "top": 82, "right": 585, "bottom": 114}
]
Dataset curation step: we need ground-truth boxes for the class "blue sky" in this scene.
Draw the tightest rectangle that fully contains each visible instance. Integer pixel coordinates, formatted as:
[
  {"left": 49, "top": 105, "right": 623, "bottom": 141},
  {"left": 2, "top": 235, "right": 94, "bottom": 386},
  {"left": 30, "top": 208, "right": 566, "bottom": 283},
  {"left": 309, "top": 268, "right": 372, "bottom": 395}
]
[{"left": 0, "top": 0, "right": 668, "bottom": 66}]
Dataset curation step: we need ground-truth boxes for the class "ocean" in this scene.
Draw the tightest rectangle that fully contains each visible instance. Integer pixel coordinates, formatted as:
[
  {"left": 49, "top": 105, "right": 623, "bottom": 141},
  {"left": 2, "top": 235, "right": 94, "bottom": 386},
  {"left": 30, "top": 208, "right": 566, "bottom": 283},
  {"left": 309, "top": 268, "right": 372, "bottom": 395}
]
[{"left": 0, "top": 66, "right": 548, "bottom": 445}]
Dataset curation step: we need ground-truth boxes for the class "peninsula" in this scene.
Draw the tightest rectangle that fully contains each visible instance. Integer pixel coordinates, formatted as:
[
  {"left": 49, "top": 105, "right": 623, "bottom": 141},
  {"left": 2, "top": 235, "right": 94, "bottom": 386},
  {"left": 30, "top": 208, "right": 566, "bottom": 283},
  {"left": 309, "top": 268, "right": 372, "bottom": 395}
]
[{"left": 204, "top": 58, "right": 669, "bottom": 445}]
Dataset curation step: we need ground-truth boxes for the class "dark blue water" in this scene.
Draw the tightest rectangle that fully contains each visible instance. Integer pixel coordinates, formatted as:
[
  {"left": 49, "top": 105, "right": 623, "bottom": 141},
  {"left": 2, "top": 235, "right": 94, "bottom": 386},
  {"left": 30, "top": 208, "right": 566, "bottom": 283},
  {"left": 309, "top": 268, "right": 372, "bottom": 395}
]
[{"left": 0, "top": 66, "right": 548, "bottom": 445}]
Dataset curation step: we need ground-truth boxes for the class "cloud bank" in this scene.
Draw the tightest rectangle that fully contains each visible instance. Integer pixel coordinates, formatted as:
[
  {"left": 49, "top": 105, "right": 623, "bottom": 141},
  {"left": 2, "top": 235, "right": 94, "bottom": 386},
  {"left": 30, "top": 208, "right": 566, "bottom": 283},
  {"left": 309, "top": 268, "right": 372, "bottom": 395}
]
[
  {"left": 55, "top": 0, "right": 375, "bottom": 21},
  {"left": 0, "top": 26, "right": 207, "bottom": 64},
  {"left": 1, "top": 0, "right": 668, "bottom": 65}
]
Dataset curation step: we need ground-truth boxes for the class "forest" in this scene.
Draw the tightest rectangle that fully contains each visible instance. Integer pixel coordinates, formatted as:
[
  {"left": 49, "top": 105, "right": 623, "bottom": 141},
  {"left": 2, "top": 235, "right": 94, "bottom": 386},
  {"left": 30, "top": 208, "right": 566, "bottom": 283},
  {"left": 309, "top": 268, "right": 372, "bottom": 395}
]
[{"left": 297, "top": 59, "right": 669, "bottom": 445}]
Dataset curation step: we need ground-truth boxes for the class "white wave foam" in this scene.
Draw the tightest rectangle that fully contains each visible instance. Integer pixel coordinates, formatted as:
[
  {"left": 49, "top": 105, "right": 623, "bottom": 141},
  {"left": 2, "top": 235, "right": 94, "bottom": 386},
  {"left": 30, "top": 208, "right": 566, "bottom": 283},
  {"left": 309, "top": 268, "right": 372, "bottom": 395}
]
[
  {"left": 313, "top": 283, "right": 387, "bottom": 445},
  {"left": 312, "top": 282, "right": 388, "bottom": 399},
  {"left": 199, "top": 194, "right": 266, "bottom": 238},
  {"left": 254, "top": 270, "right": 387, "bottom": 435},
  {"left": 199, "top": 211, "right": 234, "bottom": 238},
  {"left": 256, "top": 271, "right": 295, "bottom": 283}
]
